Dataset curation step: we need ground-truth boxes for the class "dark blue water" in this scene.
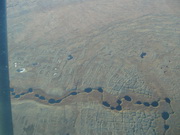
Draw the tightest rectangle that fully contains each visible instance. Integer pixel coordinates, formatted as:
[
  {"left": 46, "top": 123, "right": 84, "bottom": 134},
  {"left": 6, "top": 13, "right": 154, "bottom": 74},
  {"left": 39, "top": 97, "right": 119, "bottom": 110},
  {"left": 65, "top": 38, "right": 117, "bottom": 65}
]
[
  {"left": 32, "top": 63, "right": 38, "bottom": 66},
  {"left": 102, "top": 101, "right": 110, "bottom": 107},
  {"left": 48, "top": 99, "right": 56, "bottom": 104},
  {"left": 56, "top": 99, "right": 62, "bottom": 103},
  {"left": 143, "top": 102, "right": 150, "bottom": 107},
  {"left": 67, "top": 55, "right": 73, "bottom": 60},
  {"left": 39, "top": 96, "right": 45, "bottom": 100},
  {"left": 165, "top": 97, "right": 171, "bottom": 104},
  {"left": 16, "top": 68, "right": 24, "bottom": 73},
  {"left": 28, "top": 88, "right": 33, "bottom": 93},
  {"left": 135, "top": 101, "right": 142, "bottom": 104},
  {"left": 164, "top": 125, "right": 169, "bottom": 130},
  {"left": 110, "top": 106, "right": 115, "bottom": 110},
  {"left": 124, "top": 95, "right": 131, "bottom": 101},
  {"left": 162, "top": 112, "right": 169, "bottom": 120},
  {"left": 84, "top": 88, "right": 92, "bottom": 93},
  {"left": 11, "top": 92, "right": 16, "bottom": 95},
  {"left": 151, "top": 101, "right": 159, "bottom": 107},
  {"left": 69, "top": 92, "right": 78, "bottom": 95},
  {"left": 20, "top": 92, "right": 26, "bottom": 95},
  {"left": 116, "top": 105, "right": 122, "bottom": 111},
  {"left": 116, "top": 99, "right": 122, "bottom": 104},
  {"left": 97, "top": 87, "right": 103, "bottom": 93},
  {"left": 140, "top": 52, "right": 146, "bottom": 58},
  {"left": 14, "top": 95, "right": 20, "bottom": 98},
  {"left": 34, "top": 94, "right": 39, "bottom": 97}
]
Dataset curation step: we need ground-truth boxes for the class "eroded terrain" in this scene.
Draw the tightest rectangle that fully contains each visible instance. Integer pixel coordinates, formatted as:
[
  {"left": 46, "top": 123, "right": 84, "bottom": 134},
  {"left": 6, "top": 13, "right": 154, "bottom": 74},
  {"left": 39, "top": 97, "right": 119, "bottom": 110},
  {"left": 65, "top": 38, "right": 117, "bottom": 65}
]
[{"left": 7, "top": 0, "right": 180, "bottom": 134}]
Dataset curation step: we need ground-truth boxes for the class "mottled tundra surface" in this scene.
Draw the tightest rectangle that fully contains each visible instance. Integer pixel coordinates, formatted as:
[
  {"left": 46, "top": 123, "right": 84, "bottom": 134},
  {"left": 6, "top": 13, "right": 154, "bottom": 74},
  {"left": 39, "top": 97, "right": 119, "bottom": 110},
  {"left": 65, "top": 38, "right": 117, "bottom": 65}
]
[{"left": 7, "top": 0, "right": 180, "bottom": 135}]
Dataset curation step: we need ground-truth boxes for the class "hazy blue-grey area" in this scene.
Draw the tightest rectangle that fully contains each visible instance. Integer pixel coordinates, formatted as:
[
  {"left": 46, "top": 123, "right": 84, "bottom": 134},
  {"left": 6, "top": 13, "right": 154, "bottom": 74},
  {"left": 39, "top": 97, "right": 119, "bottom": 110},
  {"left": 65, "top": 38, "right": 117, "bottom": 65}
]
[
  {"left": 6, "top": 0, "right": 180, "bottom": 135},
  {"left": 0, "top": 1, "right": 13, "bottom": 134}
]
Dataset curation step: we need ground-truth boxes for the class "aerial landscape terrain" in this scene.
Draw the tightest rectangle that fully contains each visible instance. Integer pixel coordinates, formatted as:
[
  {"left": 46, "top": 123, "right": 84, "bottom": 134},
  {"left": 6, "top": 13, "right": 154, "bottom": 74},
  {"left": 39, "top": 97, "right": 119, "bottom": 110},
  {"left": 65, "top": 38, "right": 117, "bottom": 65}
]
[{"left": 6, "top": 0, "right": 180, "bottom": 134}]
